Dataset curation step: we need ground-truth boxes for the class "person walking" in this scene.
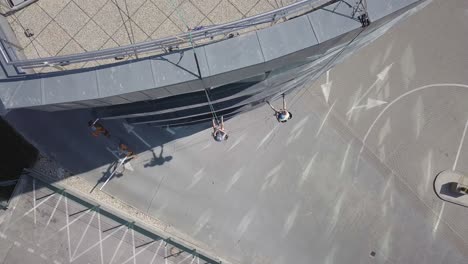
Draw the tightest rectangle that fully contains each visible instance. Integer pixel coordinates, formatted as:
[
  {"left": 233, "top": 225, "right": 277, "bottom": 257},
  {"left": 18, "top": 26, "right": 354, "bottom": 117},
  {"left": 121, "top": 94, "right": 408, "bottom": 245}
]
[
  {"left": 119, "top": 142, "right": 136, "bottom": 159},
  {"left": 267, "top": 94, "right": 293, "bottom": 123}
]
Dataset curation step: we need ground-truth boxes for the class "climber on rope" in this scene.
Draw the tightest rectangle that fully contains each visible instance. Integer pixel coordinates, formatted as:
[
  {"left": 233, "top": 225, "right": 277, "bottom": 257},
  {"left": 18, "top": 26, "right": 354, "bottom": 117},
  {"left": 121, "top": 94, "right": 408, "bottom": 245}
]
[
  {"left": 267, "top": 93, "right": 293, "bottom": 123},
  {"left": 88, "top": 119, "right": 110, "bottom": 138},
  {"left": 212, "top": 116, "right": 229, "bottom": 142}
]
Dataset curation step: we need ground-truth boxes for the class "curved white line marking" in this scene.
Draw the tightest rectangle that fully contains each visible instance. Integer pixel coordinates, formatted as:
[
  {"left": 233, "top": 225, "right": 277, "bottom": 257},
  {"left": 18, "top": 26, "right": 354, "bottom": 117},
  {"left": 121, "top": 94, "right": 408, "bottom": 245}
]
[{"left": 361, "top": 84, "right": 468, "bottom": 156}]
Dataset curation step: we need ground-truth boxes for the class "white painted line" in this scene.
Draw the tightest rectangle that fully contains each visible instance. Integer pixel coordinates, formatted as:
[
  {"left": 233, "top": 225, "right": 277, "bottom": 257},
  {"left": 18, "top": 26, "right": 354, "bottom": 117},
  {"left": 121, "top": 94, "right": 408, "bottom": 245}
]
[
  {"left": 453, "top": 119, "right": 468, "bottom": 171},
  {"left": 320, "top": 70, "right": 331, "bottom": 104},
  {"left": 71, "top": 211, "right": 96, "bottom": 259},
  {"left": 316, "top": 100, "right": 336, "bottom": 137},
  {"left": 64, "top": 196, "right": 72, "bottom": 262},
  {"left": 176, "top": 254, "right": 192, "bottom": 264},
  {"left": 340, "top": 143, "right": 352, "bottom": 176},
  {"left": 123, "top": 123, "right": 152, "bottom": 147},
  {"left": 200, "top": 142, "right": 211, "bottom": 151},
  {"left": 348, "top": 64, "right": 392, "bottom": 115},
  {"left": 121, "top": 241, "right": 155, "bottom": 264},
  {"left": 228, "top": 133, "right": 246, "bottom": 152},
  {"left": 256, "top": 125, "right": 279, "bottom": 150},
  {"left": 298, "top": 153, "right": 317, "bottom": 187},
  {"left": 32, "top": 179, "right": 36, "bottom": 225},
  {"left": 45, "top": 195, "right": 63, "bottom": 230},
  {"left": 27, "top": 248, "right": 34, "bottom": 253},
  {"left": 189, "top": 255, "right": 196, "bottom": 264},
  {"left": 72, "top": 225, "right": 127, "bottom": 261},
  {"left": 58, "top": 207, "right": 92, "bottom": 232},
  {"left": 149, "top": 240, "right": 164, "bottom": 264},
  {"left": 14, "top": 241, "right": 20, "bottom": 247},
  {"left": 165, "top": 245, "right": 168, "bottom": 264},
  {"left": 166, "top": 127, "right": 176, "bottom": 135},
  {"left": 3, "top": 192, "right": 56, "bottom": 232},
  {"left": 40, "top": 253, "right": 47, "bottom": 260},
  {"left": 98, "top": 212, "right": 104, "bottom": 264},
  {"left": 22, "top": 192, "right": 56, "bottom": 218},
  {"left": 109, "top": 227, "right": 129, "bottom": 264},
  {"left": 132, "top": 229, "right": 136, "bottom": 264},
  {"left": 433, "top": 203, "right": 445, "bottom": 235}
]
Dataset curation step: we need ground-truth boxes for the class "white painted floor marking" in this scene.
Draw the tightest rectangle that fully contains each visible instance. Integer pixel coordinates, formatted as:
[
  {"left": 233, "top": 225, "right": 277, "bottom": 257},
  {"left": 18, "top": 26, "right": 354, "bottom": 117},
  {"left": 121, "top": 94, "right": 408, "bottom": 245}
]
[
  {"left": 228, "top": 133, "right": 246, "bottom": 151},
  {"left": 316, "top": 101, "right": 336, "bottom": 137},
  {"left": 64, "top": 196, "right": 72, "bottom": 262},
  {"left": 3, "top": 192, "right": 56, "bottom": 232},
  {"left": 165, "top": 245, "right": 168, "bottom": 264},
  {"left": 433, "top": 202, "right": 445, "bottom": 235},
  {"left": 44, "top": 195, "right": 63, "bottom": 231},
  {"left": 121, "top": 241, "right": 156, "bottom": 264},
  {"left": 257, "top": 125, "right": 279, "bottom": 150},
  {"left": 124, "top": 123, "right": 152, "bottom": 148},
  {"left": 347, "top": 64, "right": 392, "bottom": 116},
  {"left": 321, "top": 70, "right": 332, "bottom": 104},
  {"left": 340, "top": 143, "right": 352, "bottom": 176},
  {"left": 166, "top": 127, "right": 176, "bottom": 135},
  {"left": 149, "top": 240, "right": 164, "bottom": 264},
  {"left": 132, "top": 228, "right": 136, "bottom": 264},
  {"left": 108, "top": 227, "right": 129, "bottom": 264},
  {"left": 98, "top": 212, "right": 104, "bottom": 264},
  {"left": 72, "top": 224, "right": 127, "bottom": 260},
  {"left": 32, "top": 179, "right": 36, "bottom": 225},
  {"left": 71, "top": 211, "right": 97, "bottom": 259},
  {"left": 453, "top": 119, "right": 468, "bottom": 171},
  {"left": 177, "top": 253, "right": 192, "bottom": 264},
  {"left": 58, "top": 207, "right": 92, "bottom": 232}
]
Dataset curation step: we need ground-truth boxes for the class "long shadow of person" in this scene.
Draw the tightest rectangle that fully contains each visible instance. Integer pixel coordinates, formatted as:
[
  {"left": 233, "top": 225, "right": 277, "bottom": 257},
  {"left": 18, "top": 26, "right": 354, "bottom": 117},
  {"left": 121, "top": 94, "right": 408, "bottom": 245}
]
[{"left": 144, "top": 145, "right": 173, "bottom": 168}]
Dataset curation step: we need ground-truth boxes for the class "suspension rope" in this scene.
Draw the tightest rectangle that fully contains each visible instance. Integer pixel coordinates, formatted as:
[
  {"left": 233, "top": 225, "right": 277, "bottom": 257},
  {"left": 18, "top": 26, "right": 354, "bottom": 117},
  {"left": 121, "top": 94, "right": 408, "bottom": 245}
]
[
  {"left": 168, "top": 0, "right": 220, "bottom": 122},
  {"left": 112, "top": 0, "right": 134, "bottom": 46},
  {"left": 123, "top": 0, "right": 136, "bottom": 45},
  {"left": 288, "top": 25, "right": 368, "bottom": 109},
  {"left": 204, "top": 88, "right": 220, "bottom": 123}
]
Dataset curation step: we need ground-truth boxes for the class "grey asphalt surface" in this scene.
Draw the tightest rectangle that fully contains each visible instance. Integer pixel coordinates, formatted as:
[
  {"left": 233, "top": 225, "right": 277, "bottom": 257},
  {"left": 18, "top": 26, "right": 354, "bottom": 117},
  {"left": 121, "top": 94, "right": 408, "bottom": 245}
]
[{"left": 4, "top": 0, "right": 468, "bottom": 263}]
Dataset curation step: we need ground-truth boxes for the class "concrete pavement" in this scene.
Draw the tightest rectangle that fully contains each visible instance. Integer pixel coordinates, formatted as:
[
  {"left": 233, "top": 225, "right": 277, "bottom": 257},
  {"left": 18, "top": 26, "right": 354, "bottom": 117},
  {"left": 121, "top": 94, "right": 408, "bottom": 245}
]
[{"left": 4, "top": 0, "right": 468, "bottom": 263}]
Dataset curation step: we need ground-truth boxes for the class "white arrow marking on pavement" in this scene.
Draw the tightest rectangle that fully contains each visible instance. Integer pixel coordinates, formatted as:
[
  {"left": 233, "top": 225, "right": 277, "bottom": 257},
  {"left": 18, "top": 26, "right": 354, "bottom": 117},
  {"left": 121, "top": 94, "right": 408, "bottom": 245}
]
[
  {"left": 165, "top": 127, "right": 176, "bottom": 135},
  {"left": 349, "top": 98, "right": 388, "bottom": 112},
  {"left": 123, "top": 122, "right": 151, "bottom": 148},
  {"left": 347, "top": 64, "right": 393, "bottom": 115},
  {"left": 320, "top": 70, "right": 332, "bottom": 104},
  {"left": 365, "top": 98, "right": 388, "bottom": 109}
]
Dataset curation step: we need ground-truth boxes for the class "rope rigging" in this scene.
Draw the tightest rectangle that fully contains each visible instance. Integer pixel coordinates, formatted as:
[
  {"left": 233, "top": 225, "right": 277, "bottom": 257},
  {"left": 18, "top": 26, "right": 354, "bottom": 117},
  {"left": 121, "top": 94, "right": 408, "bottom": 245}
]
[{"left": 166, "top": 0, "right": 220, "bottom": 123}]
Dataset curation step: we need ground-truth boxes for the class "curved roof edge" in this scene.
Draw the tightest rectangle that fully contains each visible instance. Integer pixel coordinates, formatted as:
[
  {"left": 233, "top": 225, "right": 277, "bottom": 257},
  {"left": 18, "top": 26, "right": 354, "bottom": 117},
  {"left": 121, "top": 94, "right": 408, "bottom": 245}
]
[{"left": 0, "top": 0, "right": 427, "bottom": 112}]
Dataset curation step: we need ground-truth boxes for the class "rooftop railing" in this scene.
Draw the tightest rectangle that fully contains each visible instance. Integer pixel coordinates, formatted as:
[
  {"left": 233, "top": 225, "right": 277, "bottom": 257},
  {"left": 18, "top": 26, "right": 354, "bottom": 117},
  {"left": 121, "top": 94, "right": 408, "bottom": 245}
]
[{"left": 0, "top": 0, "right": 366, "bottom": 72}]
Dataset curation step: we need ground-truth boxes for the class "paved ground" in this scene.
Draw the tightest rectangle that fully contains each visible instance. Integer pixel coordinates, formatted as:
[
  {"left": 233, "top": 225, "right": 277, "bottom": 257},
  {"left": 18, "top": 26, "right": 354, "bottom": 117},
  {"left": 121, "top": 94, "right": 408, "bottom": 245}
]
[
  {"left": 4, "top": 0, "right": 468, "bottom": 263},
  {"left": 0, "top": 174, "right": 212, "bottom": 264},
  {"left": 2, "top": 0, "right": 291, "bottom": 71}
]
